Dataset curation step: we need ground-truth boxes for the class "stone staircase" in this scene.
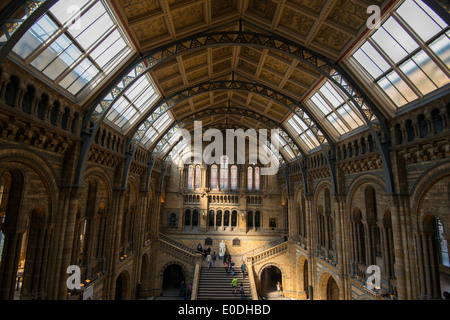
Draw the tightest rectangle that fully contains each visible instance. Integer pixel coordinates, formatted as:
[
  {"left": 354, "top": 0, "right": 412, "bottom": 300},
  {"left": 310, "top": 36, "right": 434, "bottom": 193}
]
[{"left": 197, "top": 264, "right": 252, "bottom": 300}]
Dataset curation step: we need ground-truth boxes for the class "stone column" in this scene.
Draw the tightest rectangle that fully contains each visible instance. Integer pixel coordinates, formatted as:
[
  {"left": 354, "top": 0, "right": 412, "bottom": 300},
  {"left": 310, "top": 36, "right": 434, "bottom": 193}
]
[
  {"left": 103, "top": 189, "right": 125, "bottom": 299},
  {"left": 333, "top": 194, "right": 349, "bottom": 300}
]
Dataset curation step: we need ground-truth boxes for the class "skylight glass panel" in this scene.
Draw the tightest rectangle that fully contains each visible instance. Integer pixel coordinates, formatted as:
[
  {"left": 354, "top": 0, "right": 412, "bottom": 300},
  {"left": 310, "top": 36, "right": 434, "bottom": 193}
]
[
  {"left": 105, "top": 73, "right": 161, "bottom": 132},
  {"left": 430, "top": 31, "right": 450, "bottom": 69},
  {"left": 396, "top": 0, "right": 446, "bottom": 41},
  {"left": 321, "top": 82, "right": 344, "bottom": 107},
  {"left": 11, "top": 0, "right": 133, "bottom": 99},
  {"left": 349, "top": 0, "right": 449, "bottom": 109},
  {"left": 286, "top": 117, "right": 319, "bottom": 152},
  {"left": 49, "top": 0, "right": 91, "bottom": 25},
  {"left": 140, "top": 113, "right": 174, "bottom": 148},
  {"left": 307, "top": 81, "right": 365, "bottom": 135}
]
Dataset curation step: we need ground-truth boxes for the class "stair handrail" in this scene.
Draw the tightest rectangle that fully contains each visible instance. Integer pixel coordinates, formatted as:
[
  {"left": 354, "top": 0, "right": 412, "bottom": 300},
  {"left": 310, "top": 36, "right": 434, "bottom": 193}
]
[
  {"left": 243, "top": 237, "right": 286, "bottom": 259},
  {"left": 246, "top": 257, "right": 259, "bottom": 300},
  {"left": 158, "top": 233, "right": 202, "bottom": 300},
  {"left": 250, "top": 240, "right": 289, "bottom": 264},
  {"left": 158, "top": 233, "right": 198, "bottom": 255}
]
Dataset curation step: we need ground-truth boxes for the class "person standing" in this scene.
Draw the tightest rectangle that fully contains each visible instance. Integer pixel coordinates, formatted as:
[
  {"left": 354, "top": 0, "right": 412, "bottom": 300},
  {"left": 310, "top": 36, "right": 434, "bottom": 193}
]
[
  {"left": 276, "top": 281, "right": 282, "bottom": 296},
  {"left": 231, "top": 276, "right": 238, "bottom": 295},
  {"left": 212, "top": 252, "right": 216, "bottom": 268},
  {"left": 239, "top": 283, "right": 244, "bottom": 300},
  {"left": 224, "top": 260, "right": 229, "bottom": 276},
  {"left": 179, "top": 280, "right": 186, "bottom": 298},
  {"left": 206, "top": 253, "right": 212, "bottom": 269},
  {"left": 241, "top": 261, "right": 246, "bottom": 278},
  {"left": 230, "top": 261, "right": 235, "bottom": 277}
]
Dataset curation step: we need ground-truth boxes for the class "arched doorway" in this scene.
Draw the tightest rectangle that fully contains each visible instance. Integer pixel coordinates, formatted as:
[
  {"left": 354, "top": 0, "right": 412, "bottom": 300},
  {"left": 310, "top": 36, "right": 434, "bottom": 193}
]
[
  {"left": 326, "top": 277, "right": 339, "bottom": 300},
  {"left": 115, "top": 271, "right": 130, "bottom": 300},
  {"left": 0, "top": 169, "right": 25, "bottom": 300},
  {"left": 162, "top": 264, "right": 185, "bottom": 299},
  {"left": 260, "top": 266, "right": 282, "bottom": 298}
]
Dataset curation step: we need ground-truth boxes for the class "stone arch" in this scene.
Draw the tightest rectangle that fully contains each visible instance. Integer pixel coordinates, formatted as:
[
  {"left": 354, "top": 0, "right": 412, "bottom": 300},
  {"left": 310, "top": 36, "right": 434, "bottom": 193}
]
[
  {"left": 0, "top": 147, "right": 58, "bottom": 224},
  {"left": 257, "top": 262, "right": 286, "bottom": 298},
  {"left": 139, "top": 253, "right": 151, "bottom": 298},
  {"left": 296, "top": 253, "right": 309, "bottom": 299},
  {"left": 346, "top": 174, "right": 385, "bottom": 221},
  {"left": 317, "top": 270, "right": 339, "bottom": 300},
  {"left": 410, "top": 161, "right": 450, "bottom": 228},
  {"left": 114, "top": 269, "right": 131, "bottom": 300}
]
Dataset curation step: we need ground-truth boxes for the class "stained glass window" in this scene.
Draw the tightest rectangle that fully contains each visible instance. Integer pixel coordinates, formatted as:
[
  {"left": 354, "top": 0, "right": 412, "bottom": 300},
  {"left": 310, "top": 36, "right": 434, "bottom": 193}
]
[
  {"left": 255, "top": 167, "right": 260, "bottom": 191},
  {"left": 187, "top": 165, "right": 193, "bottom": 190},
  {"left": 248, "top": 167, "right": 253, "bottom": 190},
  {"left": 220, "top": 156, "right": 229, "bottom": 190},
  {"left": 231, "top": 165, "right": 238, "bottom": 190},
  {"left": 195, "top": 165, "right": 201, "bottom": 190},
  {"left": 210, "top": 165, "right": 218, "bottom": 189}
]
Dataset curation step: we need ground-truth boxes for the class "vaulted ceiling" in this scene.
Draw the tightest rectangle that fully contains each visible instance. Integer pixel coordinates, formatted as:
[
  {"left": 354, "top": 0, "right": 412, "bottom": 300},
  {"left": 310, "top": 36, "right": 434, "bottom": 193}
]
[{"left": 109, "top": 0, "right": 391, "bottom": 143}]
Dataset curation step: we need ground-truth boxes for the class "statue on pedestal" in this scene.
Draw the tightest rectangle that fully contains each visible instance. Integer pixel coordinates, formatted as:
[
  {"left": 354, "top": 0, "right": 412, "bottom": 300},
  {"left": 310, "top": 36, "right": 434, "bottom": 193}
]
[{"left": 219, "top": 240, "right": 226, "bottom": 258}]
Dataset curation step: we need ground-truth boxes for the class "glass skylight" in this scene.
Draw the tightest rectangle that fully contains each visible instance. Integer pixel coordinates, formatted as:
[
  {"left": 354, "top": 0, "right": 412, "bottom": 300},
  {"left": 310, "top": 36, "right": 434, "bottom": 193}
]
[
  {"left": 9, "top": 0, "right": 133, "bottom": 98},
  {"left": 140, "top": 112, "right": 174, "bottom": 148},
  {"left": 308, "top": 81, "right": 365, "bottom": 136},
  {"left": 105, "top": 72, "right": 161, "bottom": 132},
  {"left": 351, "top": 0, "right": 450, "bottom": 108},
  {"left": 285, "top": 114, "right": 320, "bottom": 151}
]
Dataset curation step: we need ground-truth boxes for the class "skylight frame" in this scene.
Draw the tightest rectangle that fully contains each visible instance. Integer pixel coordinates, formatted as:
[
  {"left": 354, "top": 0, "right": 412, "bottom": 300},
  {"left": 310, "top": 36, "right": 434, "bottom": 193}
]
[
  {"left": 7, "top": 0, "right": 134, "bottom": 102},
  {"left": 349, "top": 0, "right": 450, "bottom": 109},
  {"left": 306, "top": 81, "right": 365, "bottom": 136}
]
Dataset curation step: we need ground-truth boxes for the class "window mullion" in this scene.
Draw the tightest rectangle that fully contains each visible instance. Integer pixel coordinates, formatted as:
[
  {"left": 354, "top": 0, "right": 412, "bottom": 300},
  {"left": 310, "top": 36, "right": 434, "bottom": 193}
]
[
  {"left": 24, "top": 1, "right": 97, "bottom": 65},
  {"left": 392, "top": 11, "right": 450, "bottom": 78},
  {"left": 368, "top": 37, "right": 423, "bottom": 99},
  {"left": 53, "top": 25, "right": 116, "bottom": 85}
]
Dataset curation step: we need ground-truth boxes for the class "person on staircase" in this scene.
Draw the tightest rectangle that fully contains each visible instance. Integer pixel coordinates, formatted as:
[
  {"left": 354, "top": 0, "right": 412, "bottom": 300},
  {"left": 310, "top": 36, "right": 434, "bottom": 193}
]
[
  {"left": 241, "top": 261, "right": 247, "bottom": 278},
  {"left": 231, "top": 276, "right": 238, "bottom": 296},
  {"left": 212, "top": 252, "right": 216, "bottom": 268}
]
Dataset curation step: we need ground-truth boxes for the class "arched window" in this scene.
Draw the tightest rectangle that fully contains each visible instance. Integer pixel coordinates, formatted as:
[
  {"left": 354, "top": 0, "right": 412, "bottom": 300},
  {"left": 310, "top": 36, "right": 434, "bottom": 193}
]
[
  {"left": 231, "top": 165, "right": 238, "bottom": 190},
  {"left": 216, "top": 210, "right": 222, "bottom": 227},
  {"left": 231, "top": 211, "right": 237, "bottom": 227},
  {"left": 187, "top": 165, "right": 193, "bottom": 190},
  {"left": 255, "top": 167, "right": 260, "bottom": 191},
  {"left": 247, "top": 211, "right": 253, "bottom": 228},
  {"left": 224, "top": 210, "right": 230, "bottom": 227},
  {"left": 255, "top": 211, "right": 261, "bottom": 229},
  {"left": 210, "top": 165, "right": 218, "bottom": 189},
  {"left": 184, "top": 210, "right": 191, "bottom": 226},
  {"left": 220, "top": 156, "right": 229, "bottom": 190},
  {"left": 208, "top": 210, "right": 215, "bottom": 227},
  {"left": 195, "top": 165, "right": 201, "bottom": 190},
  {"left": 192, "top": 210, "right": 199, "bottom": 227},
  {"left": 248, "top": 167, "right": 253, "bottom": 190}
]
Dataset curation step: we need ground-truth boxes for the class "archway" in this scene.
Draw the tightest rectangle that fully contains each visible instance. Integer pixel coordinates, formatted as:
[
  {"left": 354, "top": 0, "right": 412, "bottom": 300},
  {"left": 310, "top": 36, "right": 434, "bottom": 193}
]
[
  {"left": 115, "top": 271, "right": 130, "bottom": 300},
  {"left": 260, "top": 266, "right": 282, "bottom": 298},
  {"left": 326, "top": 277, "right": 339, "bottom": 300},
  {"left": 0, "top": 169, "right": 24, "bottom": 300},
  {"left": 162, "top": 264, "right": 185, "bottom": 299},
  {"left": 318, "top": 272, "right": 340, "bottom": 300}
]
